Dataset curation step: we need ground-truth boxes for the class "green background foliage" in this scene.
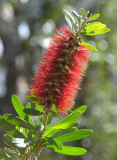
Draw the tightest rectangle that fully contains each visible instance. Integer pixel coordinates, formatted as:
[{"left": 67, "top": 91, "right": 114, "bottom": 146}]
[{"left": 0, "top": 0, "right": 117, "bottom": 160}]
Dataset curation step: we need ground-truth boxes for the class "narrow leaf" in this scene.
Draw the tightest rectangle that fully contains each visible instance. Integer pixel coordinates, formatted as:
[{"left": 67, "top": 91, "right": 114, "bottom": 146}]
[
  {"left": 85, "top": 28, "right": 110, "bottom": 35},
  {"left": 64, "top": 10, "right": 75, "bottom": 29},
  {"left": 86, "top": 11, "right": 89, "bottom": 16},
  {"left": 90, "top": 14, "right": 100, "bottom": 21},
  {"left": 81, "top": 41, "right": 97, "bottom": 51},
  {"left": 72, "top": 10, "right": 79, "bottom": 19},
  {"left": 12, "top": 95, "right": 34, "bottom": 126},
  {"left": 80, "top": 8, "right": 86, "bottom": 17},
  {"left": 0, "top": 116, "right": 25, "bottom": 138},
  {"left": 56, "top": 129, "right": 93, "bottom": 142},
  {"left": 56, "top": 105, "right": 87, "bottom": 125},
  {"left": 23, "top": 108, "right": 44, "bottom": 116},
  {"left": 25, "top": 103, "right": 35, "bottom": 126},
  {"left": 36, "top": 104, "right": 44, "bottom": 112},
  {"left": 46, "top": 112, "right": 52, "bottom": 129},
  {"left": 50, "top": 146, "right": 87, "bottom": 156},
  {"left": 3, "top": 114, "right": 35, "bottom": 130},
  {"left": 11, "top": 94, "right": 25, "bottom": 119},
  {"left": 82, "top": 22, "right": 106, "bottom": 33},
  {"left": 81, "top": 22, "right": 110, "bottom": 35},
  {"left": 71, "top": 10, "right": 82, "bottom": 27},
  {"left": 53, "top": 127, "right": 78, "bottom": 138},
  {"left": 44, "top": 121, "right": 79, "bottom": 137},
  {"left": 42, "top": 137, "right": 63, "bottom": 150}
]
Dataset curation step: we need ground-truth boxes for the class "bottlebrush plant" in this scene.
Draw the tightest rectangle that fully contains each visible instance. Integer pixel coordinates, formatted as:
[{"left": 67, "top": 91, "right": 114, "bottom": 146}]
[{"left": 0, "top": 8, "right": 110, "bottom": 160}]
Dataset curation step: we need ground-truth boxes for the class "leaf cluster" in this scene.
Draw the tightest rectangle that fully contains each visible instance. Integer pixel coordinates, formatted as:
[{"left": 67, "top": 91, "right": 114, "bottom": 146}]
[
  {"left": 0, "top": 94, "right": 93, "bottom": 159},
  {"left": 64, "top": 9, "right": 110, "bottom": 51}
]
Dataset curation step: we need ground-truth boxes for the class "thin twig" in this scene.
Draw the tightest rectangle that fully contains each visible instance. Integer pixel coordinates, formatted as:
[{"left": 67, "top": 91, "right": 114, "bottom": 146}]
[{"left": 35, "top": 107, "right": 50, "bottom": 159}]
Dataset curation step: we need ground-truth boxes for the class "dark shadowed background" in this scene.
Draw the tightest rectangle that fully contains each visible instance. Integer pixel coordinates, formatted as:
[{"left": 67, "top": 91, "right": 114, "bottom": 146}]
[{"left": 0, "top": 0, "right": 117, "bottom": 160}]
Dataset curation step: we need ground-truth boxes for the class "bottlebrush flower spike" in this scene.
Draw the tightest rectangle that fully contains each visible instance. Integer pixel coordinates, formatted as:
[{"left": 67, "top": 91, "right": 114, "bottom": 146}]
[
  {"left": 28, "top": 9, "right": 110, "bottom": 114},
  {"left": 29, "top": 26, "right": 90, "bottom": 114}
]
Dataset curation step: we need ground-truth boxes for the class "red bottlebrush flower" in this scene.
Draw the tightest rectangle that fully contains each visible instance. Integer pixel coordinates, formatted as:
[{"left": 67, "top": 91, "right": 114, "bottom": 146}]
[{"left": 29, "top": 25, "right": 91, "bottom": 114}]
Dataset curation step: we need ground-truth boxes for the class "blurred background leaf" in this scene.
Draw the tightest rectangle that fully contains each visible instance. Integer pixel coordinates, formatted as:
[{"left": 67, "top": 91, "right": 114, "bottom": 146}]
[{"left": 0, "top": 0, "right": 117, "bottom": 160}]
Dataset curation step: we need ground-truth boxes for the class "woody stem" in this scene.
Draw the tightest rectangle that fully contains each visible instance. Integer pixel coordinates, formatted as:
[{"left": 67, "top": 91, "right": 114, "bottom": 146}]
[{"left": 35, "top": 107, "right": 50, "bottom": 159}]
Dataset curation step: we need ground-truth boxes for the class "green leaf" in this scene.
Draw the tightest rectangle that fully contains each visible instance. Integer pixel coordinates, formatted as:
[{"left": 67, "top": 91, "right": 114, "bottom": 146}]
[
  {"left": 53, "top": 127, "right": 78, "bottom": 138},
  {"left": 23, "top": 108, "right": 44, "bottom": 116},
  {"left": 74, "top": 17, "right": 79, "bottom": 29},
  {"left": 64, "top": 10, "right": 75, "bottom": 29},
  {"left": 80, "top": 8, "right": 86, "bottom": 17},
  {"left": 51, "top": 104, "right": 59, "bottom": 118},
  {"left": 0, "top": 116, "right": 25, "bottom": 138},
  {"left": 90, "top": 14, "right": 100, "bottom": 21},
  {"left": 23, "top": 103, "right": 35, "bottom": 138},
  {"left": 27, "top": 125, "right": 42, "bottom": 146},
  {"left": 71, "top": 10, "right": 79, "bottom": 20},
  {"left": 81, "top": 41, "right": 97, "bottom": 51},
  {"left": 51, "top": 146, "right": 87, "bottom": 156},
  {"left": 44, "top": 121, "right": 79, "bottom": 137},
  {"left": 3, "top": 114, "right": 35, "bottom": 130},
  {"left": 81, "top": 22, "right": 110, "bottom": 35},
  {"left": 58, "top": 112, "right": 81, "bottom": 125},
  {"left": 11, "top": 94, "right": 25, "bottom": 119},
  {"left": 56, "top": 129, "right": 93, "bottom": 142},
  {"left": 85, "top": 28, "right": 110, "bottom": 35},
  {"left": 36, "top": 104, "right": 44, "bottom": 112},
  {"left": 56, "top": 105, "right": 87, "bottom": 125},
  {"left": 46, "top": 112, "right": 52, "bottom": 129},
  {"left": 86, "top": 11, "right": 89, "bottom": 16},
  {"left": 42, "top": 137, "right": 63, "bottom": 150},
  {"left": 12, "top": 95, "right": 35, "bottom": 126},
  {"left": 72, "top": 10, "right": 82, "bottom": 27},
  {"left": 82, "top": 22, "right": 106, "bottom": 32}
]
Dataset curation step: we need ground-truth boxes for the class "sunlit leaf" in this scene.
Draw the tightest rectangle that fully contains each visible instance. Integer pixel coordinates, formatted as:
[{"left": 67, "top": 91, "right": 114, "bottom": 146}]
[
  {"left": 81, "top": 22, "right": 110, "bottom": 35},
  {"left": 53, "top": 127, "right": 78, "bottom": 138},
  {"left": 36, "top": 104, "right": 44, "bottom": 112},
  {"left": 57, "top": 105, "right": 87, "bottom": 125},
  {"left": 44, "top": 121, "right": 79, "bottom": 137},
  {"left": 90, "top": 14, "right": 100, "bottom": 21},
  {"left": 42, "top": 137, "right": 63, "bottom": 150},
  {"left": 12, "top": 95, "right": 34, "bottom": 126},
  {"left": 3, "top": 114, "right": 35, "bottom": 130},
  {"left": 85, "top": 28, "right": 110, "bottom": 35},
  {"left": 56, "top": 129, "right": 93, "bottom": 142},
  {"left": 11, "top": 94, "right": 25, "bottom": 119},
  {"left": 86, "top": 11, "right": 89, "bottom": 16},
  {"left": 46, "top": 112, "right": 52, "bottom": 129},
  {"left": 0, "top": 116, "right": 25, "bottom": 138},
  {"left": 50, "top": 146, "right": 87, "bottom": 156},
  {"left": 82, "top": 22, "right": 106, "bottom": 33},
  {"left": 80, "top": 8, "right": 86, "bottom": 17},
  {"left": 23, "top": 103, "right": 35, "bottom": 137},
  {"left": 81, "top": 41, "right": 97, "bottom": 51}
]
